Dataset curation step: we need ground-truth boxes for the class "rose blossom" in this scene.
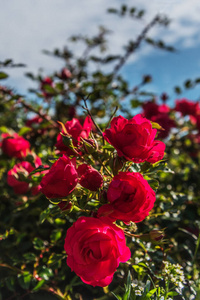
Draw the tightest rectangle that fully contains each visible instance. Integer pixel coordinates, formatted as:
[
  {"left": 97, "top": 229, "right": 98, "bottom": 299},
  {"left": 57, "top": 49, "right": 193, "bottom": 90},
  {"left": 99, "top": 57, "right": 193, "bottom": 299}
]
[
  {"left": 40, "top": 155, "right": 78, "bottom": 198},
  {"left": 175, "top": 98, "right": 200, "bottom": 116},
  {"left": 7, "top": 161, "right": 34, "bottom": 194},
  {"left": 103, "top": 114, "right": 165, "bottom": 163},
  {"left": 64, "top": 216, "right": 131, "bottom": 287},
  {"left": 55, "top": 116, "right": 93, "bottom": 156},
  {"left": 77, "top": 164, "right": 103, "bottom": 191},
  {"left": 7, "top": 157, "right": 48, "bottom": 195},
  {"left": 1, "top": 133, "right": 30, "bottom": 159},
  {"left": 97, "top": 172, "right": 155, "bottom": 223}
]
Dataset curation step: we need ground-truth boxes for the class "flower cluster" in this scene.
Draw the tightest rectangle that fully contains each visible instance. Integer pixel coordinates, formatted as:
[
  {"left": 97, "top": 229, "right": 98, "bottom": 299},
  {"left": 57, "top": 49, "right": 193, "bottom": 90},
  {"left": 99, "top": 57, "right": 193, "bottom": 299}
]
[
  {"left": 1, "top": 113, "right": 166, "bottom": 287},
  {"left": 34, "top": 114, "right": 165, "bottom": 286}
]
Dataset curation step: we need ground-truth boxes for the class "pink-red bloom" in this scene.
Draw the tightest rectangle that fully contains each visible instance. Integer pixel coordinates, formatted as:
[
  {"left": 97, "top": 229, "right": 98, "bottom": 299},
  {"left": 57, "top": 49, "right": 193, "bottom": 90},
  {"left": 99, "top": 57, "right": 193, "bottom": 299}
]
[
  {"left": 7, "top": 155, "right": 47, "bottom": 195},
  {"left": 142, "top": 101, "right": 175, "bottom": 138},
  {"left": 7, "top": 161, "right": 34, "bottom": 194},
  {"left": 64, "top": 216, "right": 131, "bottom": 287},
  {"left": 77, "top": 164, "right": 103, "bottom": 191},
  {"left": 40, "top": 155, "right": 78, "bottom": 198},
  {"left": 1, "top": 133, "right": 30, "bottom": 159},
  {"left": 175, "top": 99, "right": 200, "bottom": 116},
  {"left": 97, "top": 172, "right": 155, "bottom": 223},
  {"left": 103, "top": 115, "right": 165, "bottom": 163},
  {"left": 55, "top": 116, "right": 93, "bottom": 155}
]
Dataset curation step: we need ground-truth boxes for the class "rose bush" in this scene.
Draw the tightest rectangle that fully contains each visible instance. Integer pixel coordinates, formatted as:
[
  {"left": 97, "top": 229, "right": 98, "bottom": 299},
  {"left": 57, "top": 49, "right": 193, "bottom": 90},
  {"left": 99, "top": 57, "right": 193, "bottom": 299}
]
[
  {"left": 40, "top": 154, "right": 78, "bottom": 198},
  {"left": 64, "top": 216, "right": 131, "bottom": 287},
  {"left": 97, "top": 172, "right": 156, "bottom": 223},
  {"left": 103, "top": 114, "right": 165, "bottom": 163}
]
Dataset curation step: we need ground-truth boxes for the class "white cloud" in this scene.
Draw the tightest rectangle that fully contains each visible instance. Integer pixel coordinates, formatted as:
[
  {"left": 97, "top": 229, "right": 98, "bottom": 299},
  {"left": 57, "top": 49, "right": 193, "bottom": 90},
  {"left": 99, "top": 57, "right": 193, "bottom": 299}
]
[{"left": 0, "top": 0, "right": 200, "bottom": 92}]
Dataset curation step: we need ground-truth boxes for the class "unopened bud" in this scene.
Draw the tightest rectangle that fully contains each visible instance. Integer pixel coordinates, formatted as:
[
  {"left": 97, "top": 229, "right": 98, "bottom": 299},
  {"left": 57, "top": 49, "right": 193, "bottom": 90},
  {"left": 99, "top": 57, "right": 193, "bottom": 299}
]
[
  {"left": 82, "top": 138, "right": 98, "bottom": 154},
  {"left": 58, "top": 201, "right": 73, "bottom": 212},
  {"left": 149, "top": 230, "right": 165, "bottom": 242}
]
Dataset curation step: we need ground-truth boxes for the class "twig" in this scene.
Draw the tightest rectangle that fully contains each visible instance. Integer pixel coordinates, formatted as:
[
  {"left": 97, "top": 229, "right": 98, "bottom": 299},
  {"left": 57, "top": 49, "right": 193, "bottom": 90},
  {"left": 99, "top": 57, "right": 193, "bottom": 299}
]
[
  {"left": 113, "top": 15, "right": 160, "bottom": 76},
  {"left": 82, "top": 95, "right": 104, "bottom": 141},
  {"left": 106, "top": 106, "right": 118, "bottom": 129},
  {"left": 18, "top": 98, "right": 58, "bottom": 127}
]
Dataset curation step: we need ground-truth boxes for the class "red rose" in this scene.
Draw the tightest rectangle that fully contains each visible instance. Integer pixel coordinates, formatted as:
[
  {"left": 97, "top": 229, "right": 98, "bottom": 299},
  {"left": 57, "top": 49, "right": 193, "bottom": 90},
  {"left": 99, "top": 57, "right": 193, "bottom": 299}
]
[
  {"left": 64, "top": 216, "right": 131, "bottom": 287},
  {"left": 1, "top": 133, "right": 30, "bottom": 159},
  {"left": 175, "top": 99, "right": 200, "bottom": 116},
  {"left": 7, "top": 161, "right": 34, "bottom": 194},
  {"left": 77, "top": 164, "right": 103, "bottom": 191},
  {"left": 103, "top": 115, "right": 165, "bottom": 163},
  {"left": 40, "top": 155, "right": 78, "bottom": 198},
  {"left": 7, "top": 158, "right": 47, "bottom": 195},
  {"left": 55, "top": 116, "right": 93, "bottom": 155},
  {"left": 97, "top": 172, "right": 155, "bottom": 223}
]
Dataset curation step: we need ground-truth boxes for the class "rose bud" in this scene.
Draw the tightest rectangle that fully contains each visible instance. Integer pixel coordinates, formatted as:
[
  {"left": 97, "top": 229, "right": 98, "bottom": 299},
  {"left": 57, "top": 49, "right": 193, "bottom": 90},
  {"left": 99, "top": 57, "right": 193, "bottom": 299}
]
[
  {"left": 1, "top": 133, "right": 30, "bottom": 159},
  {"left": 40, "top": 155, "right": 78, "bottom": 199},
  {"left": 97, "top": 172, "right": 156, "bottom": 224},
  {"left": 60, "top": 68, "right": 72, "bottom": 80},
  {"left": 103, "top": 114, "right": 165, "bottom": 163},
  {"left": 58, "top": 201, "right": 73, "bottom": 212},
  {"left": 64, "top": 216, "right": 131, "bottom": 287},
  {"left": 82, "top": 138, "right": 98, "bottom": 154},
  {"left": 77, "top": 164, "right": 103, "bottom": 191},
  {"left": 149, "top": 230, "right": 165, "bottom": 243}
]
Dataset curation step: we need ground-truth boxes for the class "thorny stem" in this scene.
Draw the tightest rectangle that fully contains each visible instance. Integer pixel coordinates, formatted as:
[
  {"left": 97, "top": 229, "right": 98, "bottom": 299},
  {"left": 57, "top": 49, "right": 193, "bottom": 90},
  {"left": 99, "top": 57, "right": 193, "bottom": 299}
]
[{"left": 113, "top": 15, "right": 160, "bottom": 76}]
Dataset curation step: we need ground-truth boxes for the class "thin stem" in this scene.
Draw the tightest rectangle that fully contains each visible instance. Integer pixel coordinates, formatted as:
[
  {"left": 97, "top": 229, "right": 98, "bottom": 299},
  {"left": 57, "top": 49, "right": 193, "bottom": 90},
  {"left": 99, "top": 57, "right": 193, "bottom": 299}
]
[
  {"left": 113, "top": 15, "right": 160, "bottom": 76},
  {"left": 82, "top": 95, "right": 105, "bottom": 143}
]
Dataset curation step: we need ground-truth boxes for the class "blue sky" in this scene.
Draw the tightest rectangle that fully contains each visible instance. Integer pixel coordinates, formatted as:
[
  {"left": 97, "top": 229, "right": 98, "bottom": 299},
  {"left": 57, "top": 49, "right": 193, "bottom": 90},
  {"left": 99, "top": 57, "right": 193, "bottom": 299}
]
[{"left": 1, "top": 0, "right": 200, "bottom": 105}]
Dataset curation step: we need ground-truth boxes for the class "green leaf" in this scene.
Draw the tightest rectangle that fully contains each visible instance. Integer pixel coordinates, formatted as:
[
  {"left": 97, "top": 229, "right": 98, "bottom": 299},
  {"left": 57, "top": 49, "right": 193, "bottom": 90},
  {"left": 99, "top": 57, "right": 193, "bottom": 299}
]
[
  {"left": 33, "top": 237, "right": 45, "bottom": 250},
  {"left": 5, "top": 277, "right": 15, "bottom": 292},
  {"left": 146, "top": 288, "right": 157, "bottom": 298},
  {"left": 18, "top": 126, "right": 32, "bottom": 136},
  {"left": 130, "top": 99, "right": 141, "bottom": 108},
  {"left": 29, "top": 165, "right": 49, "bottom": 176},
  {"left": 174, "top": 86, "right": 182, "bottom": 94},
  {"left": 123, "top": 271, "right": 132, "bottom": 300},
  {"left": 32, "top": 279, "right": 45, "bottom": 291},
  {"left": 50, "top": 229, "right": 62, "bottom": 242},
  {"left": 167, "top": 291, "right": 179, "bottom": 296},
  {"left": 111, "top": 292, "right": 122, "bottom": 300},
  {"left": 0, "top": 72, "right": 8, "bottom": 80},
  {"left": 18, "top": 272, "right": 32, "bottom": 290},
  {"left": 23, "top": 252, "right": 37, "bottom": 262}
]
